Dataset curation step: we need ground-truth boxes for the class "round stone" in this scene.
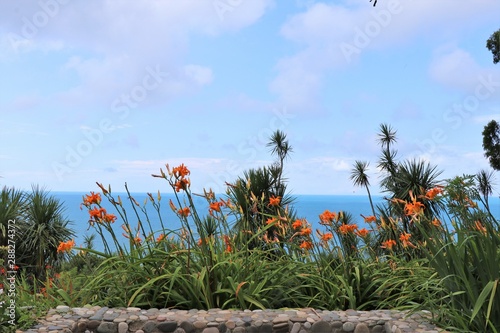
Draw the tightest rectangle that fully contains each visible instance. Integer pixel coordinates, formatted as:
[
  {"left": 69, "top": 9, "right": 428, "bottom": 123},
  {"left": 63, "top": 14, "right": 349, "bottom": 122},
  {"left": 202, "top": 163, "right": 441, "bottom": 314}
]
[
  {"left": 180, "top": 321, "right": 195, "bottom": 333},
  {"left": 343, "top": 322, "right": 356, "bottom": 332},
  {"left": 56, "top": 305, "right": 70, "bottom": 312},
  {"left": 193, "top": 320, "right": 207, "bottom": 329},
  {"left": 202, "top": 328, "right": 219, "bottom": 333},
  {"left": 97, "top": 322, "right": 116, "bottom": 333},
  {"left": 157, "top": 321, "right": 178, "bottom": 332},
  {"left": 290, "top": 322, "right": 301, "bottom": 333},
  {"left": 354, "top": 323, "right": 370, "bottom": 333},
  {"left": 118, "top": 322, "right": 129, "bottom": 333},
  {"left": 311, "top": 321, "right": 330, "bottom": 333},
  {"left": 87, "top": 320, "right": 101, "bottom": 330}
]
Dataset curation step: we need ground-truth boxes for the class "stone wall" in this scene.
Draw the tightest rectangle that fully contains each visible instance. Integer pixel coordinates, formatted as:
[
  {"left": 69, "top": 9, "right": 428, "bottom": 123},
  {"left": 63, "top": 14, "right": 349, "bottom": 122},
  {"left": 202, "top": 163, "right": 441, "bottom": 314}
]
[{"left": 21, "top": 306, "right": 447, "bottom": 333}]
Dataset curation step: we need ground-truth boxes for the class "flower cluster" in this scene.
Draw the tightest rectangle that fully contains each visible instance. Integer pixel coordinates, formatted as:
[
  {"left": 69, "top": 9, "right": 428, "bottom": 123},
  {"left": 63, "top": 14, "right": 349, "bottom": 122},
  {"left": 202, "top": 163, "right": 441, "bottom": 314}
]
[{"left": 57, "top": 239, "right": 75, "bottom": 253}]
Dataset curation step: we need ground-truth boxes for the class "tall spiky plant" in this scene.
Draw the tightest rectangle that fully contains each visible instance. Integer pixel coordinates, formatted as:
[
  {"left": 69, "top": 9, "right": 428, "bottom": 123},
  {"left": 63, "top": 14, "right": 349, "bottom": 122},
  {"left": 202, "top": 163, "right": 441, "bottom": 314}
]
[
  {"left": 228, "top": 130, "right": 295, "bottom": 249},
  {"left": 19, "top": 185, "right": 74, "bottom": 278},
  {"left": 350, "top": 160, "right": 377, "bottom": 219},
  {"left": 476, "top": 169, "right": 496, "bottom": 214}
]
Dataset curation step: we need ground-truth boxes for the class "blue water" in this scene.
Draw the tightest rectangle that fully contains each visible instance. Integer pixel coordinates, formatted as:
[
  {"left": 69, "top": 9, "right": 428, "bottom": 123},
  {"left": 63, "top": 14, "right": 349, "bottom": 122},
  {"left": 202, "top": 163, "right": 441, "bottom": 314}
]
[{"left": 52, "top": 191, "right": 500, "bottom": 251}]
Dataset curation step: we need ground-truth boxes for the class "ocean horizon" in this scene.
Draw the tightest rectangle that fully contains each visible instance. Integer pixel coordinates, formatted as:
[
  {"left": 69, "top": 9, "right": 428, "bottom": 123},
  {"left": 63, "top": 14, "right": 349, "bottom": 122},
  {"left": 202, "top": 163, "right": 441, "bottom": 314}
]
[{"left": 51, "top": 191, "right": 500, "bottom": 251}]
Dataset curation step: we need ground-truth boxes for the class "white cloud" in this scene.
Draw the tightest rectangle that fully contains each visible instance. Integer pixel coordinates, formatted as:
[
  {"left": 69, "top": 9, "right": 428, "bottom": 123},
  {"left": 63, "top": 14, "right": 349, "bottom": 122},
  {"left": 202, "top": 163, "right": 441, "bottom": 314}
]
[
  {"left": 271, "top": 0, "right": 500, "bottom": 112},
  {"left": 0, "top": 1, "right": 273, "bottom": 107},
  {"left": 184, "top": 65, "right": 213, "bottom": 86}
]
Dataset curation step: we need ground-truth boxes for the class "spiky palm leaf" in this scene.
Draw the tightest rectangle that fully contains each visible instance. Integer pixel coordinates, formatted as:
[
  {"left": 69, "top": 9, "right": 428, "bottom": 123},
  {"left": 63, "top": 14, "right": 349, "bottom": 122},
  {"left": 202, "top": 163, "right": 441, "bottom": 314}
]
[{"left": 350, "top": 160, "right": 376, "bottom": 218}]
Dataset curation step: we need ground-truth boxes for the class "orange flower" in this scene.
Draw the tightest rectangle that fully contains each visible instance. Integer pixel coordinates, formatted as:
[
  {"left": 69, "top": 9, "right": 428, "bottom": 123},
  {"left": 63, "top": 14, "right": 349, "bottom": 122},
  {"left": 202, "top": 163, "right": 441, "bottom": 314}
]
[
  {"left": 320, "top": 232, "right": 333, "bottom": 242},
  {"left": 404, "top": 201, "right": 424, "bottom": 216},
  {"left": 319, "top": 210, "right": 337, "bottom": 225},
  {"left": 381, "top": 239, "right": 397, "bottom": 250},
  {"left": 339, "top": 224, "right": 358, "bottom": 235},
  {"left": 103, "top": 213, "right": 117, "bottom": 223},
  {"left": 299, "top": 240, "right": 313, "bottom": 250},
  {"left": 89, "top": 207, "right": 104, "bottom": 219},
  {"left": 355, "top": 228, "right": 370, "bottom": 238},
  {"left": 399, "top": 232, "right": 415, "bottom": 248},
  {"left": 172, "top": 164, "right": 190, "bottom": 178},
  {"left": 269, "top": 196, "right": 281, "bottom": 206},
  {"left": 133, "top": 236, "right": 142, "bottom": 245},
  {"left": 301, "top": 228, "right": 312, "bottom": 236},
  {"left": 83, "top": 192, "right": 101, "bottom": 206},
  {"left": 209, "top": 201, "right": 224, "bottom": 213},
  {"left": 57, "top": 239, "right": 75, "bottom": 253},
  {"left": 474, "top": 220, "right": 487, "bottom": 234},
  {"left": 363, "top": 215, "right": 376, "bottom": 223},
  {"left": 404, "top": 191, "right": 425, "bottom": 217},
  {"left": 177, "top": 207, "right": 191, "bottom": 217},
  {"left": 292, "top": 219, "right": 303, "bottom": 229},
  {"left": 223, "top": 235, "right": 232, "bottom": 253},
  {"left": 432, "top": 218, "right": 441, "bottom": 227},
  {"left": 266, "top": 218, "right": 276, "bottom": 225},
  {"left": 174, "top": 178, "right": 190, "bottom": 192},
  {"left": 425, "top": 186, "right": 443, "bottom": 200},
  {"left": 157, "top": 234, "right": 165, "bottom": 242}
]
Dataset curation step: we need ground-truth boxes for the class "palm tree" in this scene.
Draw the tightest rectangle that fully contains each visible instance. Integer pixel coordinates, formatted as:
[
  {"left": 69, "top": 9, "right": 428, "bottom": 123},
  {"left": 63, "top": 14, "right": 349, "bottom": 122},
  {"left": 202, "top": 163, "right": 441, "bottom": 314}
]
[
  {"left": 19, "top": 185, "right": 74, "bottom": 278},
  {"left": 228, "top": 130, "right": 295, "bottom": 250},
  {"left": 377, "top": 123, "right": 397, "bottom": 150},
  {"left": 476, "top": 169, "right": 496, "bottom": 213},
  {"left": 377, "top": 123, "right": 399, "bottom": 189},
  {"left": 267, "top": 130, "right": 293, "bottom": 192},
  {"left": 350, "top": 160, "right": 377, "bottom": 219},
  {"left": 0, "top": 187, "right": 26, "bottom": 266}
]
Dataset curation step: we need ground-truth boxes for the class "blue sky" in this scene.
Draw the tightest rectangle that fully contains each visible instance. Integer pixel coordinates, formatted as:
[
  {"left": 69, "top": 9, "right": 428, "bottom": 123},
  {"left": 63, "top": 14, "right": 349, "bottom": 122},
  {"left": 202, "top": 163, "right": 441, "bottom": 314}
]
[{"left": 1, "top": 0, "right": 500, "bottom": 195}]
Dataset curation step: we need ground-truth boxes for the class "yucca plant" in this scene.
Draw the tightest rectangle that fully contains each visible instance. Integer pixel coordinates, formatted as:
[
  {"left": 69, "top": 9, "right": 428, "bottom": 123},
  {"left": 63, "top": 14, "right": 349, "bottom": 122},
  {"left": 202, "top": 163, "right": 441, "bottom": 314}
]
[
  {"left": 18, "top": 185, "right": 74, "bottom": 279},
  {"left": 416, "top": 175, "right": 500, "bottom": 332}
]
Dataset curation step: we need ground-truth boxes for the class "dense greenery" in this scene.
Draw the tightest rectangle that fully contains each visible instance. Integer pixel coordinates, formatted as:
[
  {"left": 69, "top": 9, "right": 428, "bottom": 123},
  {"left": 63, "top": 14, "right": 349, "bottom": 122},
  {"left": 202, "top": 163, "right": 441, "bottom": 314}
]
[{"left": 1, "top": 128, "right": 500, "bottom": 333}]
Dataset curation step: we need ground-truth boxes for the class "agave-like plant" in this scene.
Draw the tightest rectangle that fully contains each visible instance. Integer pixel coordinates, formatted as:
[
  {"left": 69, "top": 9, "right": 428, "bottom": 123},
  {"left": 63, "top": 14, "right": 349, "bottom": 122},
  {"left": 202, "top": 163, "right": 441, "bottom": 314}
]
[{"left": 19, "top": 185, "right": 74, "bottom": 278}]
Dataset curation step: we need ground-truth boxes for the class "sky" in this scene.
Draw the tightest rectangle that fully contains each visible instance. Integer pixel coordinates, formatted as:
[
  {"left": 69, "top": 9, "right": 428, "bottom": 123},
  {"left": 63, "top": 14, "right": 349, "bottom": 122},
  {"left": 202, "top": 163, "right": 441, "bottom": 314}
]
[{"left": 1, "top": 0, "right": 500, "bottom": 196}]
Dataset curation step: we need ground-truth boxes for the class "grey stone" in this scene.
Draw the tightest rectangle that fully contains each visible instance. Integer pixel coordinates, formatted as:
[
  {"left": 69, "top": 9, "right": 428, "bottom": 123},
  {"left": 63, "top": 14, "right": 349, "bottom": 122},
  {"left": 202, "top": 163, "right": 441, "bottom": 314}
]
[
  {"left": 371, "top": 325, "right": 384, "bottom": 333},
  {"left": 103, "top": 313, "right": 120, "bottom": 322},
  {"left": 331, "top": 321, "right": 343, "bottom": 328},
  {"left": 218, "top": 322, "right": 227, "bottom": 333},
  {"left": 97, "top": 322, "right": 117, "bottom": 333},
  {"left": 87, "top": 320, "right": 101, "bottom": 330},
  {"left": 342, "top": 322, "right": 355, "bottom": 332},
  {"left": 290, "top": 317, "right": 307, "bottom": 323},
  {"left": 353, "top": 323, "right": 370, "bottom": 333},
  {"left": 47, "top": 325, "right": 62, "bottom": 331},
  {"left": 273, "top": 322, "right": 288, "bottom": 329},
  {"left": 311, "top": 321, "right": 330, "bottom": 333},
  {"left": 246, "top": 326, "right": 258, "bottom": 333},
  {"left": 290, "top": 322, "right": 301, "bottom": 333},
  {"left": 174, "top": 329, "right": 186, "bottom": 333},
  {"left": 194, "top": 320, "right": 207, "bottom": 329},
  {"left": 157, "top": 321, "right": 178, "bottom": 332},
  {"left": 202, "top": 328, "right": 219, "bottom": 333},
  {"left": 142, "top": 321, "right": 158, "bottom": 333},
  {"left": 56, "top": 305, "right": 70, "bottom": 312},
  {"left": 90, "top": 307, "right": 109, "bottom": 321},
  {"left": 180, "top": 321, "right": 195, "bottom": 333},
  {"left": 233, "top": 328, "right": 246, "bottom": 333},
  {"left": 346, "top": 309, "right": 358, "bottom": 316},
  {"left": 259, "top": 323, "right": 273, "bottom": 333},
  {"left": 118, "top": 322, "right": 128, "bottom": 333}
]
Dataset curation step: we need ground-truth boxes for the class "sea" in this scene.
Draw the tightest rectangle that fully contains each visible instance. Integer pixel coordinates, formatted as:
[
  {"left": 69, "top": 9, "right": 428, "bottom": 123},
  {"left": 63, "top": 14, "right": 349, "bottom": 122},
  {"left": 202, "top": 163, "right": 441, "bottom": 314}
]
[{"left": 52, "top": 192, "right": 500, "bottom": 251}]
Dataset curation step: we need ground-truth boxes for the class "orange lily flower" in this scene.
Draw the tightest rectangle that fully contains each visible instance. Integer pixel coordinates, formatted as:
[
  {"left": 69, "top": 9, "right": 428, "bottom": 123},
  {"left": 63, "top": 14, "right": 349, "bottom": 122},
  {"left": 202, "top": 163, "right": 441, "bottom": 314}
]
[
  {"left": 269, "top": 196, "right": 281, "bottom": 206},
  {"left": 381, "top": 239, "right": 397, "bottom": 250},
  {"left": 319, "top": 210, "right": 337, "bottom": 225}
]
